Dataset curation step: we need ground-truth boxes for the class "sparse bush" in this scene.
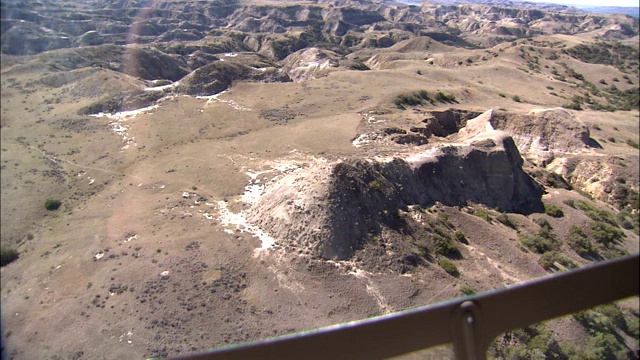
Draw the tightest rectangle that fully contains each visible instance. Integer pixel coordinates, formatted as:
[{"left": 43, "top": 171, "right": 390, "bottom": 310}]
[
  {"left": 490, "top": 325, "right": 564, "bottom": 360},
  {"left": 368, "top": 180, "right": 382, "bottom": 190},
  {"left": 584, "top": 332, "right": 626, "bottom": 359},
  {"left": 626, "top": 139, "right": 639, "bottom": 149},
  {"left": 433, "top": 233, "right": 460, "bottom": 257},
  {"left": 598, "top": 304, "right": 627, "bottom": 332},
  {"left": 497, "top": 213, "right": 516, "bottom": 229},
  {"left": 544, "top": 203, "right": 564, "bottom": 218},
  {"left": 574, "top": 309, "right": 615, "bottom": 335},
  {"left": 512, "top": 95, "right": 522, "bottom": 102},
  {"left": 454, "top": 230, "right": 466, "bottom": 242},
  {"left": 520, "top": 221, "right": 558, "bottom": 254},
  {"left": 534, "top": 217, "right": 553, "bottom": 230},
  {"left": 590, "top": 220, "right": 624, "bottom": 246},
  {"left": 460, "top": 284, "right": 476, "bottom": 295},
  {"left": 393, "top": 90, "right": 433, "bottom": 109},
  {"left": 474, "top": 208, "right": 491, "bottom": 222},
  {"left": 1, "top": 246, "right": 19, "bottom": 267},
  {"left": 439, "top": 258, "right": 459, "bottom": 277},
  {"left": 573, "top": 200, "right": 617, "bottom": 226},
  {"left": 44, "top": 199, "right": 62, "bottom": 211},
  {"left": 566, "top": 225, "right": 594, "bottom": 257},
  {"left": 538, "top": 251, "right": 576, "bottom": 271},
  {"left": 435, "top": 91, "right": 456, "bottom": 103},
  {"left": 520, "top": 233, "right": 558, "bottom": 254},
  {"left": 562, "top": 101, "right": 582, "bottom": 110}
]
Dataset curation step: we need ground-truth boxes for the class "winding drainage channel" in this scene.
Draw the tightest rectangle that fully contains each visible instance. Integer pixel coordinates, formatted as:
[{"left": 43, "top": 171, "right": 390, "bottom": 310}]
[{"left": 169, "top": 254, "right": 638, "bottom": 360}]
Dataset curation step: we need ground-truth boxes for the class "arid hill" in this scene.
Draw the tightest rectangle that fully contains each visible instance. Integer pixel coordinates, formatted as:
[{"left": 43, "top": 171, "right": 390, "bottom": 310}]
[{"left": 1, "top": 0, "right": 638, "bottom": 359}]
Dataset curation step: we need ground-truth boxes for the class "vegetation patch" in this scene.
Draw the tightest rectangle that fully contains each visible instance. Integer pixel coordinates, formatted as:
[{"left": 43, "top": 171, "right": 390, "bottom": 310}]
[
  {"left": 590, "top": 220, "right": 624, "bottom": 246},
  {"left": 460, "top": 284, "right": 476, "bottom": 296},
  {"left": 519, "top": 221, "right": 558, "bottom": 254},
  {"left": 519, "top": 232, "right": 558, "bottom": 254},
  {"left": 566, "top": 225, "right": 595, "bottom": 257},
  {"left": 432, "top": 231, "right": 460, "bottom": 258},
  {"left": 439, "top": 258, "right": 459, "bottom": 277},
  {"left": 496, "top": 213, "right": 516, "bottom": 229},
  {"left": 45, "top": 199, "right": 62, "bottom": 211},
  {"left": 473, "top": 207, "right": 491, "bottom": 222},
  {"left": 566, "top": 42, "right": 639, "bottom": 73},
  {"left": 543, "top": 203, "right": 564, "bottom": 218},
  {"left": 538, "top": 251, "right": 576, "bottom": 272},
  {"left": 393, "top": 90, "right": 433, "bottom": 109},
  {"left": 1, "top": 246, "right": 19, "bottom": 267}
]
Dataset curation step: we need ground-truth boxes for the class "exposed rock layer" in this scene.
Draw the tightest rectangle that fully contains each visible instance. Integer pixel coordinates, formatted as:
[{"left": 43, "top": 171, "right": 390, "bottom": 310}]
[{"left": 249, "top": 127, "right": 543, "bottom": 260}]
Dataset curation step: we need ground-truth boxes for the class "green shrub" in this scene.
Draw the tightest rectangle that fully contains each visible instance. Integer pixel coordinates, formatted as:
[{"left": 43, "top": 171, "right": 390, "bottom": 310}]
[
  {"left": 520, "top": 223, "right": 559, "bottom": 254},
  {"left": 573, "top": 200, "right": 617, "bottom": 226},
  {"left": 454, "top": 230, "right": 466, "bottom": 242},
  {"left": 562, "top": 101, "right": 582, "bottom": 110},
  {"left": 574, "top": 309, "right": 616, "bottom": 335},
  {"left": 534, "top": 217, "right": 553, "bottom": 231},
  {"left": 628, "top": 316, "right": 639, "bottom": 340},
  {"left": 520, "top": 233, "right": 558, "bottom": 254},
  {"left": 0, "top": 246, "right": 19, "bottom": 267},
  {"left": 435, "top": 91, "right": 456, "bottom": 103},
  {"left": 566, "top": 225, "right": 594, "bottom": 257},
  {"left": 597, "top": 304, "right": 627, "bottom": 332},
  {"left": 474, "top": 208, "right": 491, "bottom": 222},
  {"left": 497, "top": 213, "right": 516, "bottom": 229},
  {"left": 490, "top": 325, "right": 565, "bottom": 360},
  {"left": 439, "top": 258, "right": 459, "bottom": 277},
  {"left": 544, "top": 203, "right": 564, "bottom": 218},
  {"left": 584, "top": 332, "right": 626, "bottom": 359},
  {"left": 538, "top": 251, "right": 576, "bottom": 271},
  {"left": 368, "top": 180, "right": 382, "bottom": 190},
  {"left": 433, "top": 233, "right": 460, "bottom": 257},
  {"left": 512, "top": 95, "right": 522, "bottom": 102},
  {"left": 627, "top": 139, "right": 640, "bottom": 149},
  {"left": 590, "top": 220, "right": 624, "bottom": 246},
  {"left": 45, "top": 199, "right": 62, "bottom": 211},
  {"left": 393, "top": 90, "right": 434, "bottom": 109},
  {"left": 460, "top": 284, "right": 476, "bottom": 296}
]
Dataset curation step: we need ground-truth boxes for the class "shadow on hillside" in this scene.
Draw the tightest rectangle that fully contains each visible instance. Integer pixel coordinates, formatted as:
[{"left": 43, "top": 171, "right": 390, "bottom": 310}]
[{"left": 585, "top": 138, "right": 603, "bottom": 149}]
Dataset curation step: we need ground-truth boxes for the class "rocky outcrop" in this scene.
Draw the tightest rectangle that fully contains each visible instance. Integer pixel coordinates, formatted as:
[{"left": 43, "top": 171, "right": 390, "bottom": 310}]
[
  {"left": 175, "top": 60, "right": 290, "bottom": 96},
  {"left": 281, "top": 47, "right": 341, "bottom": 82},
  {"left": 248, "top": 128, "right": 543, "bottom": 260},
  {"left": 489, "top": 108, "right": 593, "bottom": 154}
]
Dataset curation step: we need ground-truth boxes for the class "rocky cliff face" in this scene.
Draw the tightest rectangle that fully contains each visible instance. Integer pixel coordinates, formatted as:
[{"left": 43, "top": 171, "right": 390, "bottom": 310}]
[{"left": 248, "top": 127, "right": 543, "bottom": 260}]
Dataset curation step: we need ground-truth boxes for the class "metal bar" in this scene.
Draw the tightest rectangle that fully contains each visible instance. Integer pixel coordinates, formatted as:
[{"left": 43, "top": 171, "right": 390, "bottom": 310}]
[{"left": 172, "top": 254, "right": 639, "bottom": 360}]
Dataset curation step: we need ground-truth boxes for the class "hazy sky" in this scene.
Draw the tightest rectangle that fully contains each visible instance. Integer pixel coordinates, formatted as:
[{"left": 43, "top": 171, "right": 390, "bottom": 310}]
[{"left": 528, "top": 0, "right": 639, "bottom": 7}]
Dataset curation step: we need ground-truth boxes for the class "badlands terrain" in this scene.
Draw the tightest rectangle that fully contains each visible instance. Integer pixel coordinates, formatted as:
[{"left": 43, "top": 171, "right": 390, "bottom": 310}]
[{"left": 1, "top": 0, "right": 639, "bottom": 358}]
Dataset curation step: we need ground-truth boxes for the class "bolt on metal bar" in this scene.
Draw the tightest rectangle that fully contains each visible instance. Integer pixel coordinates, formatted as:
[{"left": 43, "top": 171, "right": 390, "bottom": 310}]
[{"left": 171, "top": 254, "right": 638, "bottom": 360}]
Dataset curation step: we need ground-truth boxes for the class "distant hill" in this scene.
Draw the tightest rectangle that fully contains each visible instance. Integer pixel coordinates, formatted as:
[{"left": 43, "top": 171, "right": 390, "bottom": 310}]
[
  {"left": 411, "top": 0, "right": 640, "bottom": 17},
  {"left": 572, "top": 5, "right": 640, "bottom": 18}
]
